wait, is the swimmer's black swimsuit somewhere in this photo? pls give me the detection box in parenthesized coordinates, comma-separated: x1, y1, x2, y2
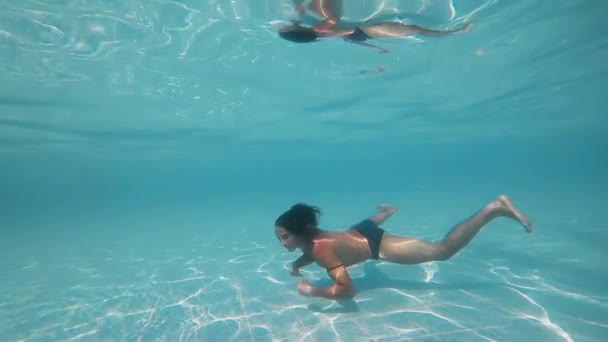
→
(352, 219, 385, 259)
(346, 27, 371, 41)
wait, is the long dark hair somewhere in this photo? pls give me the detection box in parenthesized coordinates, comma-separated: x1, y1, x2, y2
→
(278, 24, 319, 43)
(275, 203, 322, 240)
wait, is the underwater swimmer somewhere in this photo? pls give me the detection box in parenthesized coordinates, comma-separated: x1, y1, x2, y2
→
(282, 0, 472, 53)
(274, 196, 532, 300)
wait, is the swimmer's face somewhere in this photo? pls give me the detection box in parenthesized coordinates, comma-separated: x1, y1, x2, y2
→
(275, 225, 299, 252)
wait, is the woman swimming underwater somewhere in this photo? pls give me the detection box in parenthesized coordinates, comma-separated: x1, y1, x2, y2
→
(274, 196, 532, 299)
(280, 0, 472, 53)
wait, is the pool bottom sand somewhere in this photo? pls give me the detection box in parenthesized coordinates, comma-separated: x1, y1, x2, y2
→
(0, 193, 605, 341)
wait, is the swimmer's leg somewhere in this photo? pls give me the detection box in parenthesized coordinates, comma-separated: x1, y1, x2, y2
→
(378, 195, 532, 264)
(370, 204, 398, 225)
(407, 21, 473, 36)
(362, 21, 472, 38)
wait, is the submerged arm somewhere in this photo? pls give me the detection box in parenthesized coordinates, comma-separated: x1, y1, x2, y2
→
(291, 253, 314, 275)
(300, 245, 354, 299)
(311, 265, 354, 299)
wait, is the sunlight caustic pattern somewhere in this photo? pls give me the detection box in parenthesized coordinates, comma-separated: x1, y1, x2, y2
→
(1, 227, 605, 341)
(0, 1, 606, 339)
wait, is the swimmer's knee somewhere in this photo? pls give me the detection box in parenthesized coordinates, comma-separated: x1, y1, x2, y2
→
(432, 245, 453, 261)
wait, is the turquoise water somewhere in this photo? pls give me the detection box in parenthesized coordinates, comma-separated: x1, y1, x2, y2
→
(1, 0, 607, 341)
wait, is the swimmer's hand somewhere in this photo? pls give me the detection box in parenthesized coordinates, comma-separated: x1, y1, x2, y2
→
(297, 280, 314, 296)
(291, 254, 313, 276)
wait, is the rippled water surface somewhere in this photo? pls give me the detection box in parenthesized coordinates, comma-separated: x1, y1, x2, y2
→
(1, 0, 605, 156)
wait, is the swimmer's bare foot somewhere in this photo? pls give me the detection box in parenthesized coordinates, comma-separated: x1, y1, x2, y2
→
(491, 195, 533, 233)
(377, 204, 398, 215)
(371, 204, 398, 225)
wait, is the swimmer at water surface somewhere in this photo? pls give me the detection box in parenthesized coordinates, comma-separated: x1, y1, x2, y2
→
(281, 0, 472, 53)
(274, 195, 532, 300)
